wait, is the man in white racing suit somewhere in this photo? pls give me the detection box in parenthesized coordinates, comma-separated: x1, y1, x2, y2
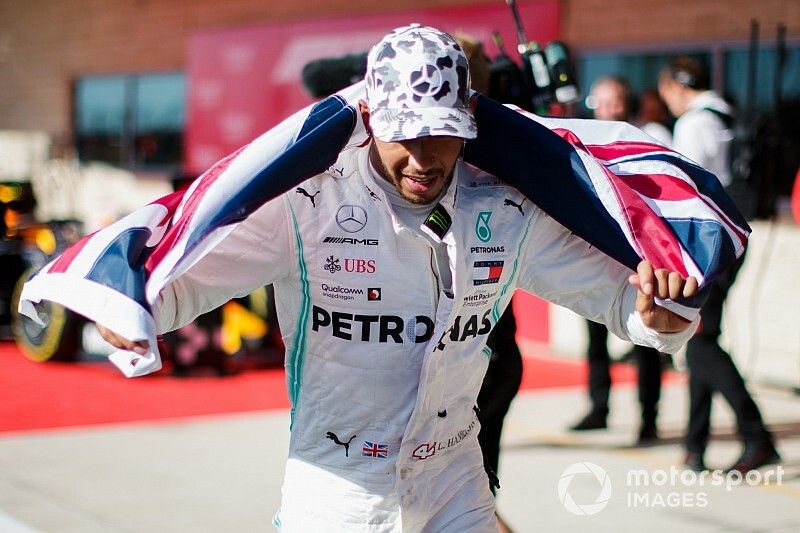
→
(99, 24, 700, 531)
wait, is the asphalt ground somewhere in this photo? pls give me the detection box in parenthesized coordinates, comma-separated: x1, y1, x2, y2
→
(1, 356, 799, 532)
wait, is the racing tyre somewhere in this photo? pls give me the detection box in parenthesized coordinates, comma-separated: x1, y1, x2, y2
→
(10, 270, 80, 362)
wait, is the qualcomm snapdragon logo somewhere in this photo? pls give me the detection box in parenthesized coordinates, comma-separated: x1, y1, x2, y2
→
(557, 462, 613, 516)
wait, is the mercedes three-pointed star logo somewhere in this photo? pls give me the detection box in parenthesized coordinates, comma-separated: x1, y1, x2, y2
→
(335, 205, 368, 233)
(409, 63, 443, 97)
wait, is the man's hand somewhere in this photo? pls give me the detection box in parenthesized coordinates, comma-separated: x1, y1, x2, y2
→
(96, 324, 150, 355)
(628, 260, 698, 333)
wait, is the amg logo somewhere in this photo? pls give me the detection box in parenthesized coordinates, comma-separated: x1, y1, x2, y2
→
(323, 237, 379, 246)
(470, 246, 505, 254)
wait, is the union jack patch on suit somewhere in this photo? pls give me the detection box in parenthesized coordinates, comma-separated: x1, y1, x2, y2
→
(362, 441, 388, 458)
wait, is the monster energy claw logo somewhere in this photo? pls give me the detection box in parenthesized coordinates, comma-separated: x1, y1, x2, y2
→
(475, 211, 492, 243)
(424, 204, 452, 239)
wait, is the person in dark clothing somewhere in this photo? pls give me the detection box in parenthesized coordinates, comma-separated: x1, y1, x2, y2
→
(682, 255, 777, 471)
(572, 320, 662, 444)
(659, 56, 780, 472)
(477, 306, 523, 491)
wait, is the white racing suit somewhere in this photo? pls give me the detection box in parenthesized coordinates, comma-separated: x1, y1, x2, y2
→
(155, 145, 697, 531)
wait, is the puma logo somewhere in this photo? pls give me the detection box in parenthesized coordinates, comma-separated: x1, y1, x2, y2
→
(296, 187, 320, 207)
(504, 197, 525, 215)
(326, 431, 356, 457)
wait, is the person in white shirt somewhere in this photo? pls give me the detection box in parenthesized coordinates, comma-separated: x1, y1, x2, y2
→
(659, 56, 779, 473)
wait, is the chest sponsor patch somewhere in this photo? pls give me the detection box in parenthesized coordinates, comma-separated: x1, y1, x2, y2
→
(462, 290, 497, 308)
(472, 260, 504, 285)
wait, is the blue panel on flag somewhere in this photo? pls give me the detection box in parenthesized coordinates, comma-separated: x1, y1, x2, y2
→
(85, 227, 151, 310)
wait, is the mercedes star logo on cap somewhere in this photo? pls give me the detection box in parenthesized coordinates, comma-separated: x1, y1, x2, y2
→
(409, 63, 444, 97)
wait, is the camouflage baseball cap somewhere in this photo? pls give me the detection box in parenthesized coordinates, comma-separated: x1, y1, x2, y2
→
(365, 24, 476, 142)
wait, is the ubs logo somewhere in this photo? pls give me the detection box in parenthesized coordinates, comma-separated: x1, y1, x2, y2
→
(336, 205, 368, 233)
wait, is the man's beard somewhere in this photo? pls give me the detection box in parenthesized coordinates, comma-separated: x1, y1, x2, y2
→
(373, 155, 453, 205)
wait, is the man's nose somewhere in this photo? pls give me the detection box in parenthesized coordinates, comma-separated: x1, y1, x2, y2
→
(406, 140, 435, 171)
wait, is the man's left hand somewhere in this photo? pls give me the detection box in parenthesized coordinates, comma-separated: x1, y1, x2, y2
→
(628, 260, 699, 333)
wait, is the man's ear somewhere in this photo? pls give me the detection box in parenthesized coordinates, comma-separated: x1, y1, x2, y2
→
(358, 100, 372, 135)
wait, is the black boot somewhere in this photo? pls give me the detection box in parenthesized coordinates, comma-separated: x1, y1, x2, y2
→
(684, 451, 707, 472)
(727, 442, 781, 473)
(636, 422, 659, 446)
(569, 409, 608, 431)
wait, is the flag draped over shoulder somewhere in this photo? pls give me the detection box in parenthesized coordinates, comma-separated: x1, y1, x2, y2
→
(18, 82, 749, 377)
(466, 96, 749, 315)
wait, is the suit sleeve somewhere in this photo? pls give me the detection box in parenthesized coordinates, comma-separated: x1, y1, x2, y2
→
(515, 207, 698, 354)
(153, 196, 294, 333)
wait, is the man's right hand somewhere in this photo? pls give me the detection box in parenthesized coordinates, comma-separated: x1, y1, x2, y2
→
(96, 324, 150, 355)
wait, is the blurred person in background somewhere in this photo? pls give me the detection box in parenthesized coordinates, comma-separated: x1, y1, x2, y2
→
(570, 76, 666, 446)
(659, 56, 780, 473)
(92, 24, 700, 530)
(636, 88, 673, 147)
(456, 32, 522, 533)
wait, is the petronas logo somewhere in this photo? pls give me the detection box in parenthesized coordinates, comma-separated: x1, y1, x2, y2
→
(475, 211, 492, 243)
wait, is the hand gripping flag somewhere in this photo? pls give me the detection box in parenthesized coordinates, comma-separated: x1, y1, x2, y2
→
(18, 82, 749, 377)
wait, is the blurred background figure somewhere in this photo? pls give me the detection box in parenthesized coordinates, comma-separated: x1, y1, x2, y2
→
(659, 56, 780, 473)
(570, 76, 665, 446)
(636, 88, 673, 147)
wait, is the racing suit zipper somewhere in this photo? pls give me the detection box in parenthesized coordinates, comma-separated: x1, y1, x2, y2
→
(429, 247, 440, 309)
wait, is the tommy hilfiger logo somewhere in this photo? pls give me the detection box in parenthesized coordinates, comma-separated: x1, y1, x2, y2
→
(473, 260, 504, 285)
(326, 431, 356, 457)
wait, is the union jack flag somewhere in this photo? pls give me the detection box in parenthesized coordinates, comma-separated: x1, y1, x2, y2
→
(362, 441, 388, 458)
(18, 82, 748, 377)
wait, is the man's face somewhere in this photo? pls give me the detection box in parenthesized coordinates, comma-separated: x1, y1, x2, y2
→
(360, 101, 463, 205)
(591, 82, 628, 121)
(369, 135, 463, 205)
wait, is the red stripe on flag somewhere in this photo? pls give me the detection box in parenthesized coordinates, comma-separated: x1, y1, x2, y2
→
(552, 127, 687, 273)
(602, 165, 688, 275)
(618, 173, 700, 201)
(585, 141, 672, 161)
(145, 146, 246, 274)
